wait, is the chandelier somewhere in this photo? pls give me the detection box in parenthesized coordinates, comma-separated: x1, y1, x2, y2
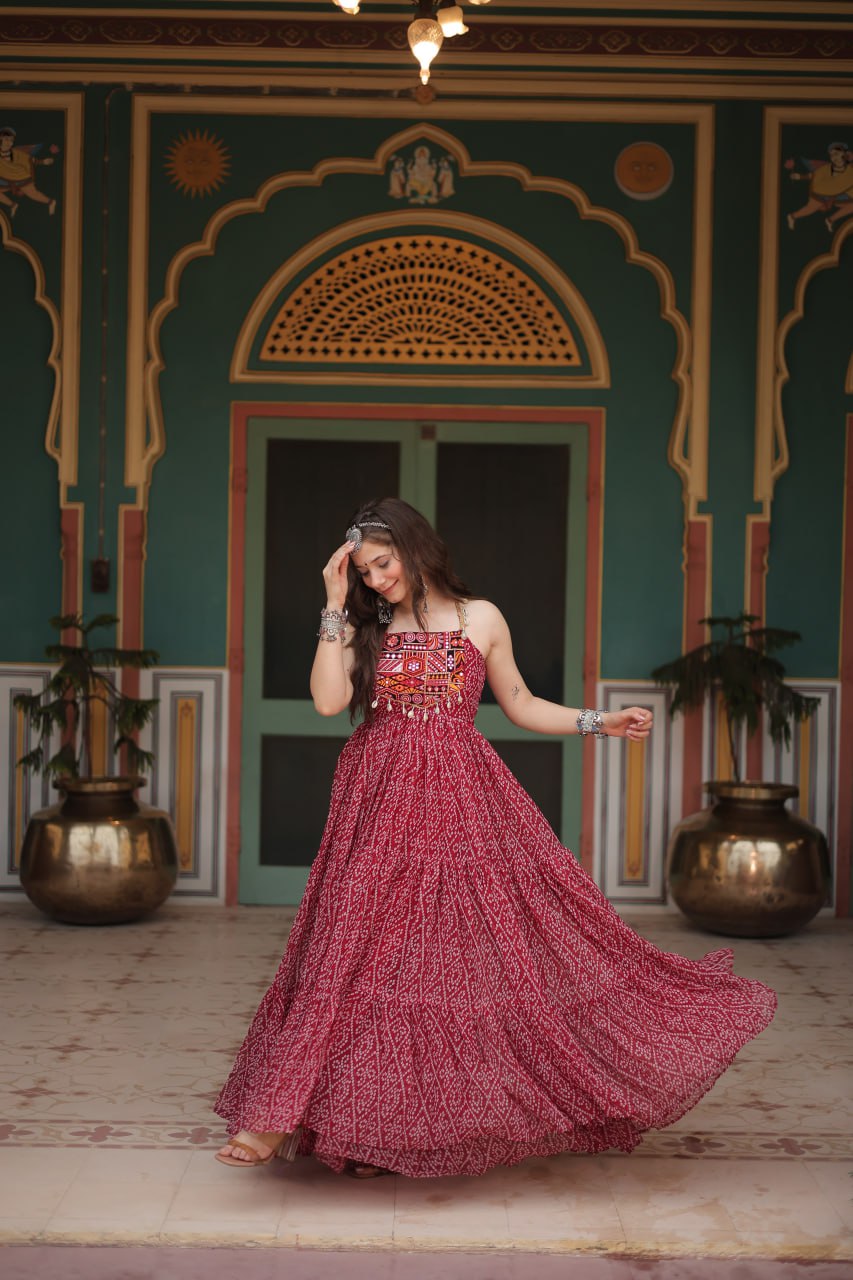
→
(331, 1, 492, 85)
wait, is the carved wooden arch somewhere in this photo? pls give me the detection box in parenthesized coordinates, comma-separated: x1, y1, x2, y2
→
(142, 121, 691, 503)
(232, 219, 607, 388)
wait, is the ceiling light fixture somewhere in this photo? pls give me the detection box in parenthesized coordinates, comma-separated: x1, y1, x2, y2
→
(332, 0, 490, 85)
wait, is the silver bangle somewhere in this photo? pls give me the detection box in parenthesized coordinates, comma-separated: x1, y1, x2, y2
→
(318, 608, 348, 642)
(576, 708, 607, 738)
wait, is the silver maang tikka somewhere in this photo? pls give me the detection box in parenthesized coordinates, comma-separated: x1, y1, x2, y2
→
(345, 520, 391, 553)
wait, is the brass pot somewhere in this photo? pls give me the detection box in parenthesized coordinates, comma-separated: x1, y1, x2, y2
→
(19, 776, 179, 925)
(667, 781, 831, 938)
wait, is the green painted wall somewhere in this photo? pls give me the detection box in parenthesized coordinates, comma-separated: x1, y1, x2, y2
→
(143, 111, 689, 675)
(0, 94, 848, 692)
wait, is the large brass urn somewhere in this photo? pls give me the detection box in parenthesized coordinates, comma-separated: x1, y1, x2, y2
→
(667, 781, 831, 938)
(20, 776, 179, 925)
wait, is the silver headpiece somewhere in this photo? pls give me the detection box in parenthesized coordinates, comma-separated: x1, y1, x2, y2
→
(345, 520, 390, 552)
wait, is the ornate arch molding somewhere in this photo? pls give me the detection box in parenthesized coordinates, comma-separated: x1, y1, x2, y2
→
(140, 120, 693, 506)
(0, 92, 82, 506)
(757, 107, 853, 515)
(232, 217, 607, 388)
(773, 220, 853, 496)
(0, 92, 83, 624)
(0, 221, 62, 474)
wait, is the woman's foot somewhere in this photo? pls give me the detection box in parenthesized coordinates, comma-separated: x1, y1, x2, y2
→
(215, 1130, 284, 1166)
(344, 1160, 390, 1178)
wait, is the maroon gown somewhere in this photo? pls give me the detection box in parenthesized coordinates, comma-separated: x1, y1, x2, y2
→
(215, 626, 777, 1177)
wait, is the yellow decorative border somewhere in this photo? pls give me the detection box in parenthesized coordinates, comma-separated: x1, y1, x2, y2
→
(756, 106, 853, 514)
(623, 740, 647, 882)
(0, 91, 83, 503)
(128, 98, 712, 520)
(174, 694, 199, 872)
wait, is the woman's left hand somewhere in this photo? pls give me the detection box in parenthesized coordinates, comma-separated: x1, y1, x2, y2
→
(604, 707, 653, 741)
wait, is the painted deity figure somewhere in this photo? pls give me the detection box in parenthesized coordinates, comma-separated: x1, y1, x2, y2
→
(406, 146, 438, 205)
(437, 155, 455, 200)
(387, 154, 406, 200)
(0, 127, 59, 217)
(785, 141, 853, 232)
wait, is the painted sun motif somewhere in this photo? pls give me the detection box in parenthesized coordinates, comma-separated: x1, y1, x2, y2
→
(164, 129, 231, 198)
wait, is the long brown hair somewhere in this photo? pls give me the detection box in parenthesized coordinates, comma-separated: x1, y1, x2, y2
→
(345, 498, 470, 723)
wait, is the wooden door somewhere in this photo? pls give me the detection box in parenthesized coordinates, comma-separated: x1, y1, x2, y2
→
(239, 415, 587, 904)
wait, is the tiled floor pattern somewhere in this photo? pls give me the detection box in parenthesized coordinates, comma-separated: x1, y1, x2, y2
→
(0, 902, 851, 1261)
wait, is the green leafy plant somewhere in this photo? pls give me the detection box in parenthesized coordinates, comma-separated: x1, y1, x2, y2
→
(14, 614, 159, 780)
(651, 613, 819, 783)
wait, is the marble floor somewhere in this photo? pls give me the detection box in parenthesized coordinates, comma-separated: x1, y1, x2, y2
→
(0, 901, 851, 1265)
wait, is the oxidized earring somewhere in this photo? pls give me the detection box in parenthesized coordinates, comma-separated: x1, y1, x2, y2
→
(419, 576, 430, 615)
(377, 597, 393, 626)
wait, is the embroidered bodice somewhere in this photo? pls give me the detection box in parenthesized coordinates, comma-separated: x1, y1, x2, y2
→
(373, 629, 467, 721)
(371, 605, 484, 723)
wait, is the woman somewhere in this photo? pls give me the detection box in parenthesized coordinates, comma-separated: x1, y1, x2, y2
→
(215, 498, 776, 1177)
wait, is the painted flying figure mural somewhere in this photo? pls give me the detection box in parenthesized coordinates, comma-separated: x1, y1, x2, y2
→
(785, 141, 853, 232)
(0, 127, 59, 218)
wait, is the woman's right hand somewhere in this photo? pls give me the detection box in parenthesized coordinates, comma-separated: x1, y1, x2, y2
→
(322, 541, 355, 611)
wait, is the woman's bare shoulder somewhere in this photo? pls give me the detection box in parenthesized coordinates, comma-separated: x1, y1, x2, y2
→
(463, 598, 508, 640)
(464, 597, 502, 620)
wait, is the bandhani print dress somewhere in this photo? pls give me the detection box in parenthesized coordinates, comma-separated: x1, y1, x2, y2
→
(216, 610, 777, 1177)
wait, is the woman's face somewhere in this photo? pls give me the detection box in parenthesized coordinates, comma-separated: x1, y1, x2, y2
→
(352, 539, 410, 606)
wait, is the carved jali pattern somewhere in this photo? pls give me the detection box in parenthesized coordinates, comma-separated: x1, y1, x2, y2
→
(259, 236, 581, 368)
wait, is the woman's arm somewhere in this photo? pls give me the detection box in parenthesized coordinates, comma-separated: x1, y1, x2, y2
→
(471, 601, 652, 741)
(309, 541, 357, 716)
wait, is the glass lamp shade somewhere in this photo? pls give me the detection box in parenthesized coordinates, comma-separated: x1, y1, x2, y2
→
(438, 5, 468, 36)
(407, 17, 444, 84)
(333, 0, 361, 13)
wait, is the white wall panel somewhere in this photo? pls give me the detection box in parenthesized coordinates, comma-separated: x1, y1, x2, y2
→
(0, 668, 52, 892)
(594, 682, 682, 905)
(141, 669, 228, 900)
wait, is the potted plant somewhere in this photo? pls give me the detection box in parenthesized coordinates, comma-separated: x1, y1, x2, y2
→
(651, 613, 830, 937)
(14, 614, 179, 924)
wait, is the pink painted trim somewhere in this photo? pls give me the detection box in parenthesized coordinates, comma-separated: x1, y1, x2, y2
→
(60, 508, 80, 619)
(117, 509, 145, 775)
(120, 509, 145, 656)
(230, 401, 597, 425)
(682, 520, 708, 816)
(59, 507, 82, 747)
(580, 412, 604, 877)
(746, 518, 770, 782)
(226, 409, 249, 906)
(114, 510, 144, 777)
(225, 402, 606, 903)
(836, 416, 853, 918)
